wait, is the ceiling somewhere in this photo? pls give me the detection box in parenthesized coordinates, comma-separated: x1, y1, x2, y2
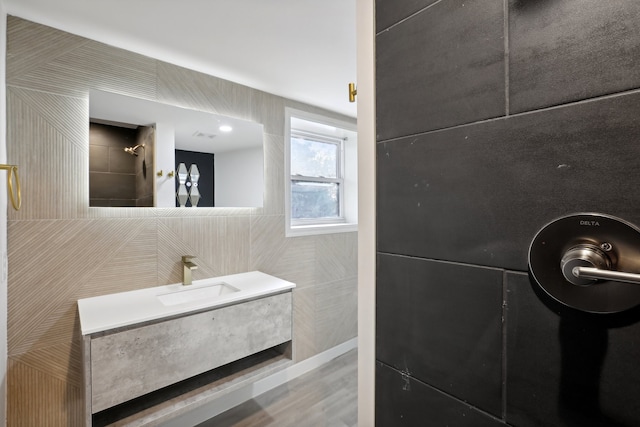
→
(3, 0, 357, 118)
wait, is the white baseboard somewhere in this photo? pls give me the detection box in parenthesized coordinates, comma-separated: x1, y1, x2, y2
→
(162, 338, 358, 427)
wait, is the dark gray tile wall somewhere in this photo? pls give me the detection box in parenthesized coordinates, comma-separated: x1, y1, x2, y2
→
(509, 0, 640, 113)
(89, 172, 135, 201)
(134, 126, 154, 207)
(89, 123, 153, 207)
(376, 362, 504, 427)
(377, 254, 503, 416)
(375, 0, 440, 32)
(376, 1, 640, 426)
(506, 272, 640, 427)
(376, 0, 505, 141)
(378, 92, 640, 271)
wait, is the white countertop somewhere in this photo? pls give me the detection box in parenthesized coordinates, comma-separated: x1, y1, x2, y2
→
(77, 271, 295, 335)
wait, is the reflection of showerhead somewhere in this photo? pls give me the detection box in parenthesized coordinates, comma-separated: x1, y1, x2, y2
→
(124, 144, 145, 156)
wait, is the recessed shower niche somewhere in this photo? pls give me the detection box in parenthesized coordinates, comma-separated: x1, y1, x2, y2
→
(88, 89, 265, 208)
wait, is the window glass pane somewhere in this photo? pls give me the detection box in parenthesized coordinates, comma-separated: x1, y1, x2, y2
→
(291, 181, 339, 219)
(291, 136, 338, 178)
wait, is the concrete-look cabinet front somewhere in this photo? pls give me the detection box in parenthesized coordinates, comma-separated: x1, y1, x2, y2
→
(83, 291, 292, 419)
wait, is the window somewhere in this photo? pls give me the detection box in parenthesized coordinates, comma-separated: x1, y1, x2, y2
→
(285, 108, 357, 236)
(291, 131, 343, 222)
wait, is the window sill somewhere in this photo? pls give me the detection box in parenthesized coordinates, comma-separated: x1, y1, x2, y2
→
(286, 222, 358, 237)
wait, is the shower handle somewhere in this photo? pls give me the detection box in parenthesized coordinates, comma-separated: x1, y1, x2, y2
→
(560, 243, 640, 286)
(572, 266, 640, 285)
(529, 213, 640, 313)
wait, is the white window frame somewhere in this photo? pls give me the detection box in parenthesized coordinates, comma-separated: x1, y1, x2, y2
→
(285, 108, 358, 237)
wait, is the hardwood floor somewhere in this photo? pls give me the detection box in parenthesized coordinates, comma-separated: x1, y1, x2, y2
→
(197, 349, 357, 427)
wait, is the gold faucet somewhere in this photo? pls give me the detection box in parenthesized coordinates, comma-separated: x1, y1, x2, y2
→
(181, 255, 198, 285)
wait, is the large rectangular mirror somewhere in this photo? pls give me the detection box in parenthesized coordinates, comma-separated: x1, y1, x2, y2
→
(89, 90, 264, 208)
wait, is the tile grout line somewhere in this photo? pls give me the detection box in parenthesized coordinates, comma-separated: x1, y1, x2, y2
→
(375, 0, 445, 35)
(377, 359, 506, 424)
(377, 251, 518, 274)
(376, 85, 640, 145)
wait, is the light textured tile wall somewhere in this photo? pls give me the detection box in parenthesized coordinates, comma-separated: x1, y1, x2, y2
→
(5, 16, 357, 426)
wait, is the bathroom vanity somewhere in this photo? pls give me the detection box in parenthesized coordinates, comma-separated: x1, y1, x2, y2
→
(78, 271, 295, 426)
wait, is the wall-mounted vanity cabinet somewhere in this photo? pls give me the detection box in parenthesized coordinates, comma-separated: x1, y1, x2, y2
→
(78, 272, 295, 426)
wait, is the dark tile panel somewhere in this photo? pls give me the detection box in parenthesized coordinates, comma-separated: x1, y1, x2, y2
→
(90, 199, 137, 207)
(376, 362, 506, 427)
(135, 125, 155, 202)
(377, 91, 640, 271)
(134, 155, 153, 201)
(136, 168, 153, 202)
(90, 123, 136, 148)
(509, 0, 640, 113)
(110, 199, 137, 207)
(376, 0, 505, 141)
(375, 0, 440, 32)
(506, 272, 640, 427)
(90, 172, 136, 200)
(89, 199, 111, 207)
(90, 145, 109, 172)
(136, 195, 153, 208)
(110, 147, 136, 174)
(377, 254, 503, 416)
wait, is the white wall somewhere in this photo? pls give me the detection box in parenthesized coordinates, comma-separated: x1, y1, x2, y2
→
(155, 122, 177, 207)
(214, 147, 263, 207)
(0, 2, 8, 425)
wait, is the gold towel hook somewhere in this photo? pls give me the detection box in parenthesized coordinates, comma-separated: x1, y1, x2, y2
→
(0, 164, 22, 211)
(348, 82, 357, 103)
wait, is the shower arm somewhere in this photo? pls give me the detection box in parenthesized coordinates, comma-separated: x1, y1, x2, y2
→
(124, 144, 146, 156)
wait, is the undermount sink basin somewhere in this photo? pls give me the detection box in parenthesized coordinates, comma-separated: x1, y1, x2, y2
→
(157, 282, 239, 306)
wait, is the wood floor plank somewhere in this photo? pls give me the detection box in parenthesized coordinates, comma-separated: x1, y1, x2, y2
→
(197, 349, 357, 427)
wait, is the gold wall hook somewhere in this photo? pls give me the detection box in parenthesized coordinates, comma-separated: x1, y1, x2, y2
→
(348, 82, 357, 103)
(157, 170, 175, 178)
(0, 164, 22, 211)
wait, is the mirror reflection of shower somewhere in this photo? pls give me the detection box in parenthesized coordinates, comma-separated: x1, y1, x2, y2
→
(124, 144, 147, 180)
(89, 122, 155, 207)
(124, 143, 145, 157)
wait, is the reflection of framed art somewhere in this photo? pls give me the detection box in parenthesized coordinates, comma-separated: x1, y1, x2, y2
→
(175, 150, 215, 207)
